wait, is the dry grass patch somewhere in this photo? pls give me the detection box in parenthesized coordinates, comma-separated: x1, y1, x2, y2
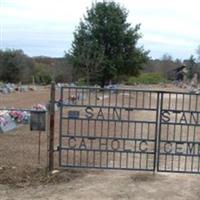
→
(0, 166, 86, 188)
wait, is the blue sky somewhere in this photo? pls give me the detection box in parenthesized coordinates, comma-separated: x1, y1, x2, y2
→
(0, 0, 200, 59)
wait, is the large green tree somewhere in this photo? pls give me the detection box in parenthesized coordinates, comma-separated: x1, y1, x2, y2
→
(70, 1, 149, 87)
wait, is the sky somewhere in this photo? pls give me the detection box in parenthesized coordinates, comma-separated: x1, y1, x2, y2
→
(0, 0, 200, 59)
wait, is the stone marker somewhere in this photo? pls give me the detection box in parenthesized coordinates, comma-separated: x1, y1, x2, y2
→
(0, 113, 17, 133)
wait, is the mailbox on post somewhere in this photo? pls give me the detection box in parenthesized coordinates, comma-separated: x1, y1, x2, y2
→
(30, 111, 46, 131)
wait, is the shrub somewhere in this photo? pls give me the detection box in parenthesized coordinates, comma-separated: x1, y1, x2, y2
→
(34, 64, 52, 85)
(55, 74, 65, 83)
(76, 77, 87, 86)
(35, 72, 52, 85)
(127, 73, 167, 85)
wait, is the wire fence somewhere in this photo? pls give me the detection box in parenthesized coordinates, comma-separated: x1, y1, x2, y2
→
(0, 109, 49, 170)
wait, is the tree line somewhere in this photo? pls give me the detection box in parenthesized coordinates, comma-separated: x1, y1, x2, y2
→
(1, 48, 199, 85)
(0, 49, 72, 84)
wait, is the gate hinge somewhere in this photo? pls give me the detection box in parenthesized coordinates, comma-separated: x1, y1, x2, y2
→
(48, 146, 60, 152)
(54, 146, 60, 152)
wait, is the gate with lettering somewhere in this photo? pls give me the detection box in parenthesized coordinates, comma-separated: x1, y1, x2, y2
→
(59, 86, 159, 171)
(158, 92, 200, 173)
(58, 86, 200, 174)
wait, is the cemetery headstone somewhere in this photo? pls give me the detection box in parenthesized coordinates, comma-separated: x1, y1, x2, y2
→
(0, 113, 17, 133)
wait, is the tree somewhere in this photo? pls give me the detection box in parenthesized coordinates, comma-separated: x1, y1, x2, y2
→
(187, 55, 196, 80)
(161, 53, 173, 61)
(196, 45, 200, 62)
(159, 53, 176, 77)
(0, 49, 34, 83)
(183, 55, 197, 80)
(69, 1, 149, 87)
(33, 63, 53, 85)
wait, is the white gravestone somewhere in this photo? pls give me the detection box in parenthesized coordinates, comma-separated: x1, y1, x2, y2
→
(0, 113, 17, 133)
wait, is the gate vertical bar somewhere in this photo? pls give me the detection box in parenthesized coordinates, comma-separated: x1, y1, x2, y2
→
(49, 82, 55, 171)
(156, 92, 164, 171)
(153, 92, 161, 172)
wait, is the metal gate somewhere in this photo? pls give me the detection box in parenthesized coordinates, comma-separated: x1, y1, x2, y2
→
(158, 92, 200, 174)
(59, 86, 159, 171)
(58, 86, 200, 174)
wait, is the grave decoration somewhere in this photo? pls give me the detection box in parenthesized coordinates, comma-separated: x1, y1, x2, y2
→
(9, 111, 30, 124)
(105, 84, 118, 93)
(33, 104, 47, 111)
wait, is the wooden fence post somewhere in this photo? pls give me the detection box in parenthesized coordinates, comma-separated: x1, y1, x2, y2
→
(49, 82, 55, 171)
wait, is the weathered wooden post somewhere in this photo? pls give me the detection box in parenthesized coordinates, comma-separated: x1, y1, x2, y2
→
(38, 130, 41, 164)
(49, 82, 55, 171)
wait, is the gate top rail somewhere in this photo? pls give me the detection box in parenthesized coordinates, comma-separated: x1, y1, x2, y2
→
(0, 108, 47, 112)
(60, 86, 200, 95)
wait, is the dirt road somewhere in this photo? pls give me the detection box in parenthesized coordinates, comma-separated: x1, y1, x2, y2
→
(1, 169, 200, 200)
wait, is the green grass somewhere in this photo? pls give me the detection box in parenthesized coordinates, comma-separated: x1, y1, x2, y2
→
(76, 77, 87, 86)
(127, 73, 167, 85)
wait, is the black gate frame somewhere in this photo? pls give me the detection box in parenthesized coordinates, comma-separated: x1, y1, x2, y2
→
(58, 86, 200, 174)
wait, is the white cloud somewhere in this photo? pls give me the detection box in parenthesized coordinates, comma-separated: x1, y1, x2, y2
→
(1, 0, 92, 23)
(0, 0, 200, 58)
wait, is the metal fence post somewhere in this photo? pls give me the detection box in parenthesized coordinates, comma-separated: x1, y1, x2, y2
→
(49, 82, 55, 171)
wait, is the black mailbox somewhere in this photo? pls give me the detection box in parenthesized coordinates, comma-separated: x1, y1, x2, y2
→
(30, 111, 46, 131)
